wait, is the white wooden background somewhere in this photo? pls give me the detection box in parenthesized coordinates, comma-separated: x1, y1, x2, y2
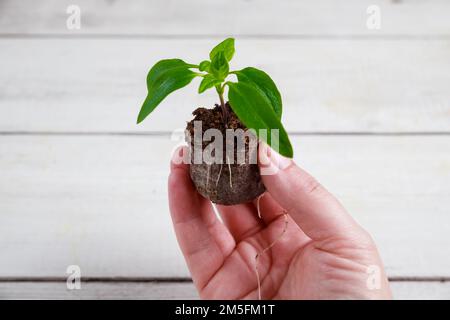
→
(0, 0, 449, 299)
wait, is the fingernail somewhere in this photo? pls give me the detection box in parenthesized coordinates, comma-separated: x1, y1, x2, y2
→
(258, 141, 292, 176)
(170, 146, 187, 170)
(258, 142, 272, 168)
(269, 148, 292, 170)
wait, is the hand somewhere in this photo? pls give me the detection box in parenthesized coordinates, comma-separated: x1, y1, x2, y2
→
(168, 145, 392, 299)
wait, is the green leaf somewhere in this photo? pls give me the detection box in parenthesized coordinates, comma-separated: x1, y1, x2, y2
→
(199, 60, 211, 72)
(198, 75, 222, 93)
(227, 82, 293, 158)
(210, 51, 229, 80)
(209, 38, 235, 61)
(137, 59, 196, 124)
(234, 67, 282, 119)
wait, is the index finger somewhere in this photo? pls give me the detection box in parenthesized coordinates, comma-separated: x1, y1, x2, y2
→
(168, 147, 235, 290)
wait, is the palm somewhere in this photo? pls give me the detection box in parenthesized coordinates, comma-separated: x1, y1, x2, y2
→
(197, 206, 377, 300)
(168, 153, 391, 300)
(198, 211, 306, 300)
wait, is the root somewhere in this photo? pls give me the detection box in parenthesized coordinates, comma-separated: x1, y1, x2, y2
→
(255, 212, 288, 300)
(206, 165, 211, 192)
(226, 155, 233, 189)
(215, 163, 223, 187)
(256, 193, 265, 219)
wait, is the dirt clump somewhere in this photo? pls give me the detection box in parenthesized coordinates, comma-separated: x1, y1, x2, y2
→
(186, 103, 265, 205)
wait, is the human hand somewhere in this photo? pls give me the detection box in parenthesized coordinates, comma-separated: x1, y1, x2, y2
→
(168, 145, 392, 299)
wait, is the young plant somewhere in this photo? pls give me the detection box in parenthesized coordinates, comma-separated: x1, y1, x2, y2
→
(137, 38, 293, 158)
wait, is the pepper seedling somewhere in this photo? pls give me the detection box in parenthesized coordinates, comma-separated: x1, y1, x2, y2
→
(137, 38, 293, 158)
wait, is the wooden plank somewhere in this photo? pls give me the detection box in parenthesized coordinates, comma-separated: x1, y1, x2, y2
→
(0, 39, 449, 133)
(1, 0, 450, 36)
(0, 281, 199, 300)
(390, 281, 450, 300)
(0, 135, 449, 278)
(0, 281, 449, 299)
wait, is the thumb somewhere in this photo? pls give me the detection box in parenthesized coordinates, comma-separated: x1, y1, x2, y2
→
(258, 143, 360, 241)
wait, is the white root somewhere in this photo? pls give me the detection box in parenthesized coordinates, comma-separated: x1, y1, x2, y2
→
(256, 193, 265, 219)
(255, 212, 288, 300)
(215, 163, 223, 187)
(205, 165, 211, 192)
(226, 155, 233, 189)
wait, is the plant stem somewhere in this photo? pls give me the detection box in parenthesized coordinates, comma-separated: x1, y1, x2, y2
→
(216, 85, 228, 124)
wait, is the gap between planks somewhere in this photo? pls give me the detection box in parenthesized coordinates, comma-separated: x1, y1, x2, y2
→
(1, 277, 449, 283)
(0, 132, 449, 137)
(1, 34, 450, 40)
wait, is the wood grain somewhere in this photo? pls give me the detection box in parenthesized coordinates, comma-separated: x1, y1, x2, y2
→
(0, 39, 448, 133)
(0, 135, 449, 278)
(1, 0, 450, 36)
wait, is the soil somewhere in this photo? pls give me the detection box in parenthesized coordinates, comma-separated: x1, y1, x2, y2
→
(185, 103, 265, 205)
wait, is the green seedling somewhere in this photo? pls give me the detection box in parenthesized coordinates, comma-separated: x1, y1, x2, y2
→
(137, 38, 293, 158)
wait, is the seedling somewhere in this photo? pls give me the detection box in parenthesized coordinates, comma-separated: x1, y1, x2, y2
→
(137, 38, 293, 205)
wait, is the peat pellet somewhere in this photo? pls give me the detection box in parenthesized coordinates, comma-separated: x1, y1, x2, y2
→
(186, 103, 265, 205)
